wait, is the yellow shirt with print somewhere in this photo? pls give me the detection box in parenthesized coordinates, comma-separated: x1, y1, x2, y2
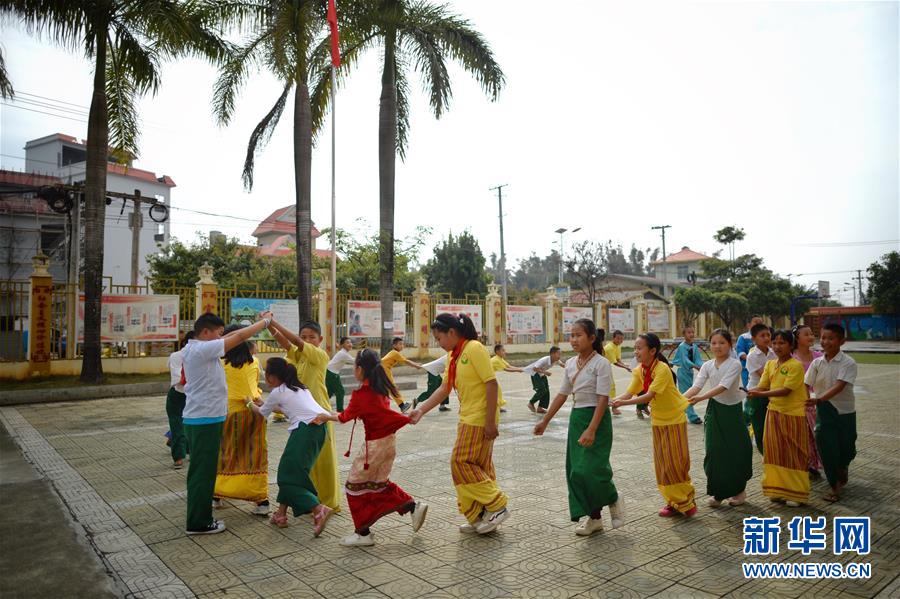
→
(603, 341, 622, 396)
(759, 358, 807, 417)
(627, 360, 687, 426)
(444, 341, 497, 427)
(490, 355, 510, 407)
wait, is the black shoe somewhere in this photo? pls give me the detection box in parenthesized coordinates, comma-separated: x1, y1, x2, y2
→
(186, 520, 226, 535)
(399, 402, 411, 413)
(439, 405, 451, 412)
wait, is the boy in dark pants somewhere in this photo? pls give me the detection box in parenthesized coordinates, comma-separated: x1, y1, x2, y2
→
(166, 331, 194, 469)
(326, 337, 356, 411)
(416, 354, 449, 411)
(181, 312, 271, 535)
(524, 347, 562, 414)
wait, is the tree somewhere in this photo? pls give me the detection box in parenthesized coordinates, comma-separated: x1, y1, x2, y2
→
(512, 252, 559, 291)
(0, 49, 12, 98)
(711, 292, 749, 331)
(564, 240, 610, 304)
(212, 0, 332, 326)
(311, 1, 504, 354)
(147, 235, 259, 289)
(421, 231, 488, 297)
(713, 226, 746, 262)
(867, 251, 900, 314)
(607, 244, 660, 276)
(673, 287, 716, 327)
(4, 1, 223, 383)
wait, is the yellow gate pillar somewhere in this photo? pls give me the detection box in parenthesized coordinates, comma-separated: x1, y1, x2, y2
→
(544, 288, 560, 345)
(317, 271, 335, 353)
(412, 277, 430, 359)
(28, 253, 53, 377)
(485, 282, 502, 348)
(634, 302, 647, 336)
(195, 262, 218, 317)
(595, 301, 607, 331)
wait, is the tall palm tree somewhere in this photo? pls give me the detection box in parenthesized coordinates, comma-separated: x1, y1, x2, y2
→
(310, 1, 504, 353)
(212, 0, 329, 323)
(0, 49, 13, 98)
(2, 0, 224, 382)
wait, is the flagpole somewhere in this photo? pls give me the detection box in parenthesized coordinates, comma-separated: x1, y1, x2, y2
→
(330, 63, 337, 353)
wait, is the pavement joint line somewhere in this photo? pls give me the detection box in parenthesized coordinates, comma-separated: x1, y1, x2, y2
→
(45, 424, 169, 439)
(0, 406, 194, 598)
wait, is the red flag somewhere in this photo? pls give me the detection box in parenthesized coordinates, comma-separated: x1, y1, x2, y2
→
(327, 0, 341, 67)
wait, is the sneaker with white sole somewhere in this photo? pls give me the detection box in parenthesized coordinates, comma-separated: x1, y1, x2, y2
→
(411, 501, 428, 532)
(609, 497, 626, 529)
(186, 520, 226, 535)
(575, 517, 604, 536)
(340, 532, 375, 547)
(252, 502, 270, 516)
(459, 520, 480, 533)
(211, 498, 222, 509)
(475, 508, 510, 534)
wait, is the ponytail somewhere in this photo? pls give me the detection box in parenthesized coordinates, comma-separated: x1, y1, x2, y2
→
(638, 332, 677, 383)
(572, 318, 605, 356)
(431, 313, 478, 341)
(265, 357, 306, 392)
(355, 349, 400, 398)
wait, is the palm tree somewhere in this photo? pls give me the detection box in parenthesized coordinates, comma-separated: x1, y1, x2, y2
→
(0, 49, 13, 98)
(310, 0, 504, 353)
(3, 1, 223, 382)
(212, 0, 330, 323)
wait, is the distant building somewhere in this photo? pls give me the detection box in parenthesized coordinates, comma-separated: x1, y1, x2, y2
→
(252, 205, 333, 259)
(650, 246, 713, 288)
(1, 133, 177, 284)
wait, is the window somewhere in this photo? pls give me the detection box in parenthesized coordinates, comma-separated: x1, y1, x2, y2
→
(40, 224, 65, 254)
(677, 265, 690, 280)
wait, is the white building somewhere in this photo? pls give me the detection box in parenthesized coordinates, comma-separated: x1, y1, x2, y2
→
(22, 133, 175, 285)
(650, 246, 713, 290)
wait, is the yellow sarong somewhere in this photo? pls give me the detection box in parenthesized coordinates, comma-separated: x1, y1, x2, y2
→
(451, 423, 508, 523)
(762, 409, 810, 503)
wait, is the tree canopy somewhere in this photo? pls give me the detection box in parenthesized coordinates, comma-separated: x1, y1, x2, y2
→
(867, 251, 900, 314)
(420, 231, 489, 297)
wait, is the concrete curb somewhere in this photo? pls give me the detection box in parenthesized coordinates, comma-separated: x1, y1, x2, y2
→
(0, 382, 170, 406)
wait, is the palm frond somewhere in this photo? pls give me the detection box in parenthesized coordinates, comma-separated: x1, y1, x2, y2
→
(1, 0, 87, 55)
(105, 42, 141, 159)
(198, 0, 271, 36)
(110, 25, 160, 95)
(401, 25, 450, 118)
(394, 48, 411, 160)
(0, 49, 13, 99)
(242, 81, 291, 190)
(212, 33, 269, 126)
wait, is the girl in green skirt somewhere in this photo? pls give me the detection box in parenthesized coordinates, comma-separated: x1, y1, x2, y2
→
(684, 329, 753, 507)
(534, 318, 624, 536)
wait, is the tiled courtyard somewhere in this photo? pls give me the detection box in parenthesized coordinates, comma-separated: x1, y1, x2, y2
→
(2, 363, 898, 598)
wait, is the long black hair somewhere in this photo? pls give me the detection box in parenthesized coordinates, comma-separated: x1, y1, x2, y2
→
(431, 313, 478, 340)
(572, 318, 605, 356)
(223, 324, 253, 367)
(179, 330, 195, 349)
(264, 357, 305, 391)
(356, 348, 400, 398)
(638, 332, 677, 383)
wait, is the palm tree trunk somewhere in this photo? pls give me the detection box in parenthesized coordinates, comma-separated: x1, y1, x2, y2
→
(378, 32, 398, 356)
(294, 81, 313, 323)
(80, 29, 109, 384)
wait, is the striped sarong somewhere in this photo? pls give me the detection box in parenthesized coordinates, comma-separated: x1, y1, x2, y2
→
(652, 422, 695, 513)
(214, 408, 268, 502)
(451, 423, 508, 523)
(762, 409, 810, 503)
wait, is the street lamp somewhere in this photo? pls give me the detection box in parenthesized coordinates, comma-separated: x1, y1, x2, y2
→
(554, 227, 581, 285)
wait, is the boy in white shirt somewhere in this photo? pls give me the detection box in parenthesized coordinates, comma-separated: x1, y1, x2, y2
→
(745, 323, 777, 454)
(524, 346, 563, 414)
(326, 337, 356, 411)
(416, 354, 450, 411)
(181, 312, 271, 536)
(165, 331, 194, 470)
(805, 323, 858, 502)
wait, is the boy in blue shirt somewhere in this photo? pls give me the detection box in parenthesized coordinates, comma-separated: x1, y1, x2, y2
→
(181, 312, 271, 535)
(672, 326, 704, 424)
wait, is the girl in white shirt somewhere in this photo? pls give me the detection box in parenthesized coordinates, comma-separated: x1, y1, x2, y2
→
(248, 357, 332, 535)
(685, 329, 753, 507)
(533, 319, 624, 536)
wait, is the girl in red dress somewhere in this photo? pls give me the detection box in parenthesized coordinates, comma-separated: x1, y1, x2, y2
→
(320, 348, 429, 546)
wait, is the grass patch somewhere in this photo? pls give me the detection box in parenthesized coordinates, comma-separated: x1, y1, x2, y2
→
(1, 373, 169, 392)
(844, 352, 900, 366)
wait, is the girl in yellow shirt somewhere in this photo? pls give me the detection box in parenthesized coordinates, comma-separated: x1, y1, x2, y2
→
(747, 329, 809, 506)
(612, 332, 696, 517)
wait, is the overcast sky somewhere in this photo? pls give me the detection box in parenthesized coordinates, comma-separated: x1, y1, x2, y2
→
(2, 0, 897, 305)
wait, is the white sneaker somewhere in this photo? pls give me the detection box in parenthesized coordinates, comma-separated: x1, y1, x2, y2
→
(575, 517, 604, 536)
(459, 521, 480, 534)
(411, 501, 428, 532)
(609, 497, 626, 529)
(340, 533, 375, 547)
(475, 508, 510, 534)
(252, 503, 270, 516)
(186, 520, 226, 535)
(708, 497, 723, 508)
(211, 499, 222, 509)
(785, 500, 804, 508)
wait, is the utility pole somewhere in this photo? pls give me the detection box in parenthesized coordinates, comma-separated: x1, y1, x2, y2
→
(853, 269, 866, 305)
(66, 194, 81, 359)
(651, 225, 671, 299)
(129, 189, 142, 288)
(490, 184, 509, 312)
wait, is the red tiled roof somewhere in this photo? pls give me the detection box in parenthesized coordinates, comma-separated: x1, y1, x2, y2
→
(0, 169, 62, 187)
(106, 163, 176, 187)
(650, 246, 712, 265)
(252, 205, 321, 239)
(254, 234, 333, 259)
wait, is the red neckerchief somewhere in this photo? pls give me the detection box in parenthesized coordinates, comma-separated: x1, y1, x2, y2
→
(444, 339, 469, 392)
(641, 359, 658, 394)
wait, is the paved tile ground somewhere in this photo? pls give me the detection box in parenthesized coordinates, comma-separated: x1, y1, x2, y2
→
(2, 364, 898, 598)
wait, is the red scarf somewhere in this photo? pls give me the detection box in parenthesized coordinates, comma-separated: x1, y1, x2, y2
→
(641, 359, 657, 394)
(444, 339, 469, 392)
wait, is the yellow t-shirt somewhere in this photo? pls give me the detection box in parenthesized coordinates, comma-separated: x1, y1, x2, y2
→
(490, 355, 511, 407)
(286, 342, 330, 411)
(381, 349, 408, 390)
(627, 360, 688, 426)
(443, 340, 497, 427)
(604, 342, 622, 395)
(223, 359, 261, 413)
(758, 358, 807, 417)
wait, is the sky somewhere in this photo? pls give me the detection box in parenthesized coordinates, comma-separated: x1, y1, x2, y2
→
(1, 0, 897, 306)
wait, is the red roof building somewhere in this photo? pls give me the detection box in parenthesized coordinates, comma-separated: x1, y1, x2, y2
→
(252, 205, 332, 259)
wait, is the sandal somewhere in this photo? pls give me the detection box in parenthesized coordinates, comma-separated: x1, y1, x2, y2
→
(313, 506, 333, 537)
(822, 491, 840, 503)
(269, 513, 289, 528)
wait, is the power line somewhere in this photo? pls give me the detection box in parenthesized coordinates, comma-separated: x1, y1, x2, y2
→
(17, 90, 90, 110)
(1, 102, 88, 123)
(12, 96, 89, 117)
